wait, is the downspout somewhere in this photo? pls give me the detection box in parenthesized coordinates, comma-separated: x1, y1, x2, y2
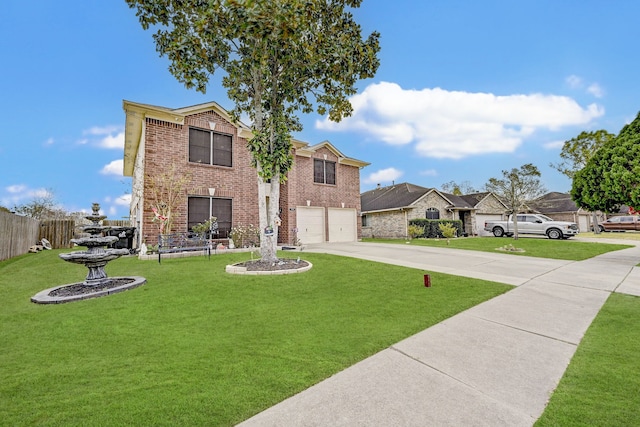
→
(404, 209, 408, 239)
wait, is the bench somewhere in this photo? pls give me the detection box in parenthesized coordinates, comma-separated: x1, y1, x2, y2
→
(158, 232, 211, 263)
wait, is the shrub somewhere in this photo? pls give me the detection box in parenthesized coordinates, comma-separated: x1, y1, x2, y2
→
(409, 219, 463, 238)
(407, 224, 424, 239)
(438, 222, 457, 245)
(229, 224, 260, 248)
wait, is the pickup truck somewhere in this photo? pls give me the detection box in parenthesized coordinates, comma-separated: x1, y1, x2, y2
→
(597, 215, 640, 232)
(484, 214, 579, 239)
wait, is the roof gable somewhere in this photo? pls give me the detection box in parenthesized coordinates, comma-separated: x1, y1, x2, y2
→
(122, 100, 252, 176)
(295, 140, 369, 168)
(361, 182, 431, 212)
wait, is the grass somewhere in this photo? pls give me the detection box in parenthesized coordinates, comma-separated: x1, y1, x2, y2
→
(363, 236, 633, 261)
(580, 231, 640, 241)
(0, 249, 512, 426)
(535, 293, 640, 426)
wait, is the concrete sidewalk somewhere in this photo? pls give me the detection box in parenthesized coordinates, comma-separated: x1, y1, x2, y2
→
(239, 241, 640, 426)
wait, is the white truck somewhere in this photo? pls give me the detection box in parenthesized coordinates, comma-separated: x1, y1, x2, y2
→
(484, 214, 579, 239)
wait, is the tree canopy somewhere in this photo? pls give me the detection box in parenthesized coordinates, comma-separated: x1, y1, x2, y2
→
(571, 112, 640, 212)
(550, 129, 614, 179)
(440, 180, 477, 195)
(126, 0, 380, 261)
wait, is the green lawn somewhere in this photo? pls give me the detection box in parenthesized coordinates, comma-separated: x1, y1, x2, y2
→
(363, 236, 633, 260)
(0, 249, 511, 426)
(536, 293, 640, 426)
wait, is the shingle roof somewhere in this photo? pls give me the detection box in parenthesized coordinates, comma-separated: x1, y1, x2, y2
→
(530, 192, 579, 213)
(360, 183, 478, 212)
(361, 183, 431, 212)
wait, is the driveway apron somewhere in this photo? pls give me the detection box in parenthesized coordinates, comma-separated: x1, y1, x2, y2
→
(239, 241, 640, 426)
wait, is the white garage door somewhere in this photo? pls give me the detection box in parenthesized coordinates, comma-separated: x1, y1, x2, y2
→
(328, 208, 357, 242)
(578, 215, 589, 232)
(476, 214, 504, 237)
(296, 207, 325, 244)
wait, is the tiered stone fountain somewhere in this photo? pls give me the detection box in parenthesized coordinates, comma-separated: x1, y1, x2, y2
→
(31, 203, 145, 304)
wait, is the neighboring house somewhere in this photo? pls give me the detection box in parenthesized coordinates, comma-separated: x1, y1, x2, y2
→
(528, 192, 597, 232)
(360, 183, 508, 238)
(122, 100, 368, 247)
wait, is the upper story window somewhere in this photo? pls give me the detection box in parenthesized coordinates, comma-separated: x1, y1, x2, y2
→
(426, 207, 440, 220)
(314, 159, 336, 185)
(189, 128, 232, 167)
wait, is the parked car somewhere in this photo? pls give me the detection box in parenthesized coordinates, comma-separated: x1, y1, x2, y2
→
(596, 215, 640, 232)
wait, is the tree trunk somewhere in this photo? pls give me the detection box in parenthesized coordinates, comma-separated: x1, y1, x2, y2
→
(592, 211, 600, 234)
(256, 168, 280, 263)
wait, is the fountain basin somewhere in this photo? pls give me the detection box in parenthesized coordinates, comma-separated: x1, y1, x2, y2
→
(59, 249, 130, 264)
(31, 276, 146, 304)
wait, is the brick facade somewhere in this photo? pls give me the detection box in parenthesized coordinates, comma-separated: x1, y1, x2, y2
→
(123, 101, 366, 247)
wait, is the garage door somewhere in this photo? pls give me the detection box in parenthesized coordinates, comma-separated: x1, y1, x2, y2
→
(296, 207, 325, 244)
(475, 214, 504, 237)
(328, 208, 357, 242)
(578, 215, 589, 232)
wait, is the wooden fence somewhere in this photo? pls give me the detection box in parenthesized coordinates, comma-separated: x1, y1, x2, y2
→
(0, 211, 41, 261)
(39, 220, 76, 250)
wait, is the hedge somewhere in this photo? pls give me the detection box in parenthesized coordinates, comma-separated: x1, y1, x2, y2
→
(409, 219, 464, 238)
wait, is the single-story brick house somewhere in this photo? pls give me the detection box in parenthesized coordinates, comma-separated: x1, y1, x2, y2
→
(360, 183, 508, 238)
(122, 100, 369, 247)
(528, 192, 605, 232)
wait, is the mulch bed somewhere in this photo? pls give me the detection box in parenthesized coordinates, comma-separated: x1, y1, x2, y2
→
(49, 278, 136, 297)
(236, 258, 309, 271)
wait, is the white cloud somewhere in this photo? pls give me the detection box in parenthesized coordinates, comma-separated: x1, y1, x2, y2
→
(587, 83, 605, 98)
(100, 159, 124, 176)
(115, 194, 131, 206)
(363, 167, 403, 185)
(99, 131, 124, 149)
(6, 184, 27, 194)
(1, 185, 53, 207)
(543, 140, 565, 150)
(316, 82, 603, 159)
(44, 137, 54, 146)
(81, 126, 124, 149)
(84, 125, 122, 136)
(566, 74, 583, 89)
(420, 169, 438, 177)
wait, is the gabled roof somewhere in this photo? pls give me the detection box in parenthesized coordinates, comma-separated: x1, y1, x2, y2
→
(361, 183, 431, 212)
(530, 192, 580, 213)
(122, 100, 253, 177)
(294, 140, 369, 168)
(361, 183, 509, 213)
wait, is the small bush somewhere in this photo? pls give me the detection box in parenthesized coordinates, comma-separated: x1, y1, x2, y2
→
(438, 223, 457, 244)
(407, 224, 425, 239)
(409, 219, 463, 238)
(229, 224, 260, 248)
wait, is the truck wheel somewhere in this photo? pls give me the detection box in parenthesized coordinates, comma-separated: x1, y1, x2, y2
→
(547, 228, 562, 239)
(493, 227, 505, 237)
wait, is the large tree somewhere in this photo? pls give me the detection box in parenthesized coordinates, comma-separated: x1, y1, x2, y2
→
(571, 112, 640, 214)
(551, 129, 615, 233)
(550, 130, 614, 179)
(440, 180, 477, 195)
(13, 190, 69, 220)
(485, 163, 546, 240)
(126, 0, 380, 261)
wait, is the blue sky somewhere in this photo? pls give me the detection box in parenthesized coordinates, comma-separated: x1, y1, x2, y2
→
(1, 1, 639, 219)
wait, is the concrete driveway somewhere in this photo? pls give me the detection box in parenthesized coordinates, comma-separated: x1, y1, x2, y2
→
(239, 240, 640, 426)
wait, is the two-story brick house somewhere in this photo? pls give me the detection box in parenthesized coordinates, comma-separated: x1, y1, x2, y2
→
(122, 100, 368, 248)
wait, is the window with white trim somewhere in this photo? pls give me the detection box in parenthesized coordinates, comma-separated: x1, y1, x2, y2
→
(313, 159, 336, 185)
(188, 197, 232, 237)
(189, 128, 232, 167)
